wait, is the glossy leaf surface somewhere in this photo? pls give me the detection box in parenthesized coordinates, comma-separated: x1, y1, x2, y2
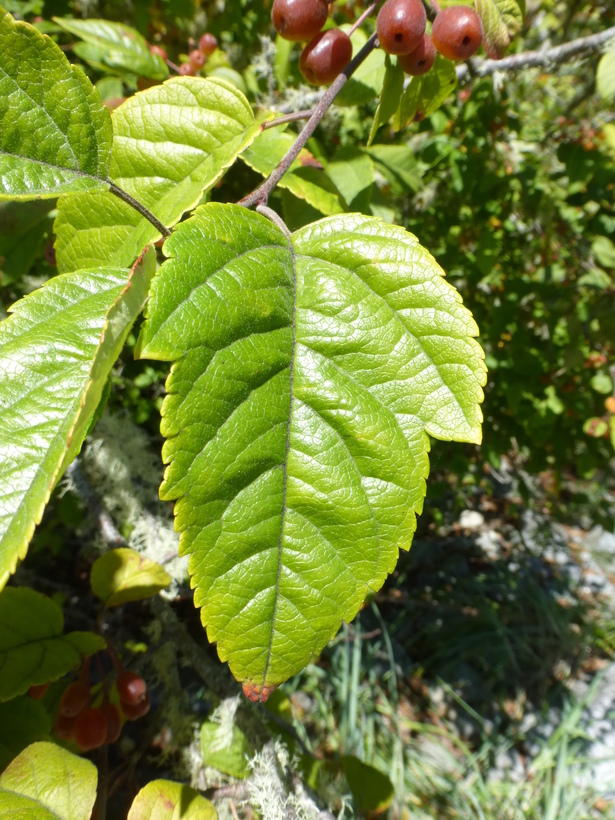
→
(91, 547, 172, 607)
(138, 204, 486, 691)
(0, 587, 105, 701)
(0, 7, 112, 200)
(0, 741, 97, 820)
(55, 77, 261, 272)
(128, 780, 217, 820)
(393, 56, 457, 130)
(0, 248, 156, 588)
(54, 17, 169, 79)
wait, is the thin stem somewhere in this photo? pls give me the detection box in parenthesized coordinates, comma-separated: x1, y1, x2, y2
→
(166, 58, 182, 74)
(421, 0, 441, 22)
(239, 31, 379, 209)
(107, 181, 172, 238)
(456, 24, 615, 84)
(262, 108, 316, 130)
(348, 2, 380, 36)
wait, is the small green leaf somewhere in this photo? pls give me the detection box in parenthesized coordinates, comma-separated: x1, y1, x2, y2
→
(597, 52, 615, 104)
(91, 548, 172, 607)
(590, 372, 613, 395)
(0, 587, 105, 701)
(137, 204, 485, 690)
(368, 56, 405, 145)
(337, 26, 386, 106)
(326, 146, 375, 211)
(393, 56, 457, 130)
(476, 0, 524, 59)
(0, 741, 97, 820)
(0, 697, 52, 771)
(241, 128, 344, 216)
(274, 34, 293, 90)
(341, 755, 394, 814)
(128, 780, 217, 820)
(366, 144, 421, 192)
(0, 7, 112, 199)
(54, 17, 168, 80)
(592, 235, 615, 269)
(0, 248, 156, 588)
(55, 77, 261, 272)
(201, 721, 254, 779)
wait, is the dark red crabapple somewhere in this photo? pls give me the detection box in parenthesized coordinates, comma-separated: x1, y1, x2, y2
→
(431, 6, 483, 61)
(121, 693, 151, 721)
(101, 703, 122, 744)
(377, 0, 426, 55)
(59, 681, 89, 718)
(149, 44, 168, 61)
(28, 681, 50, 700)
(179, 62, 196, 76)
(199, 32, 218, 55)
(398, 33, 436, 75)
(189, 48, 206, 71)
(116, 670, 147, 706)
(272, 0, 329, 41)
(74, 708, 108, 752)
(300, 28, 353, 86)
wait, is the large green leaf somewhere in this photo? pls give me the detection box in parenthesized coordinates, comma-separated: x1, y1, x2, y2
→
(54, 17, 168, 80)
(241, 128, 344, 216)
(476, 0, 524, 59)
(0, 587, 105, 701)
(55, 77, 261, 273)
(0, 248, 156, 589)
(393, 56, 457, 130)
(0, 6, 112, 199)
(137, 204, 486, 693)
(0, 741, 97, 820)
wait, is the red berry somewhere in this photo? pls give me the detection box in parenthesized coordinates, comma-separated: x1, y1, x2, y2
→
(59, 681, 89, 718)
(300, 28, 353, 86)
(101, 703, 122, 744)
(149, 44, 168, 61)
(398, 33, 436, 75)
(54, 712, 77, 742)
(116, 670, 147, 706)
(121, 693, 151, 721)
(199, 33, 218, 55)
(179, 62, 196, 76)
(272, 0, 329, 42)
(377, 0, 426, 56)
(28, 681, 50, 700)
(189, 49, 206, 71)
(74, 708, 108, 752)
(431, 6, 483, 61)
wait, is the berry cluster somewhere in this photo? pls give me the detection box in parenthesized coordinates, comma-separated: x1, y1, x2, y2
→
(272, 0, 483, 86)
(29, 660, 150, 753)
(149, 32, 218, 77)
(272, 0, 353, 86)
(378, 0, 483, 76)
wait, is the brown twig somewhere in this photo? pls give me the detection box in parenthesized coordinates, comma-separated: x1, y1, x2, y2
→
(239, 31, 379, 209)
(262, 108, 316, 130)
(421, 0, 441, 23)
(349, 1, 380, 36)
(456, 25, 615, 84)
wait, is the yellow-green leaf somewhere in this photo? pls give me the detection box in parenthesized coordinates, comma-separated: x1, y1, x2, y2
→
(91, 548, 172, 607)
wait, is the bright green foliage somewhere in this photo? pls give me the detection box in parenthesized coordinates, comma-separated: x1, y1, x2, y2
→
(476, 0, 524, 59)
(54, 17, 169, 80)
(369, 57, 404, 145)
(0, 248, 156, 588)
(90, 547, 172, 607)
(597, 53, 615, 103)
(201, 721, 254, 779)
(0, 6, 112, 199)
(137, 203, 485, 689)
(127, 780, 217, 820)
(242, 128, 344, 216)
(0, 741, 97, 819)
(54, 77, 261, 272)
(0, 698, 51, 770)
(337, 26, 386, 107)
(0, 587, 105, 701)
(393, 56, 457, 130)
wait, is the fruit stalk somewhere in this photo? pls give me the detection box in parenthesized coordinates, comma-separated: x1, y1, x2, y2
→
(239, 31, 379, 208)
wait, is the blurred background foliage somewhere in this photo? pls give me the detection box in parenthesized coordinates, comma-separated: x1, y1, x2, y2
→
(1, 0, 614, 816)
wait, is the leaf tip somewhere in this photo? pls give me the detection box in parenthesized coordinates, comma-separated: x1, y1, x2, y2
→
(242, 681, 278, 703)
